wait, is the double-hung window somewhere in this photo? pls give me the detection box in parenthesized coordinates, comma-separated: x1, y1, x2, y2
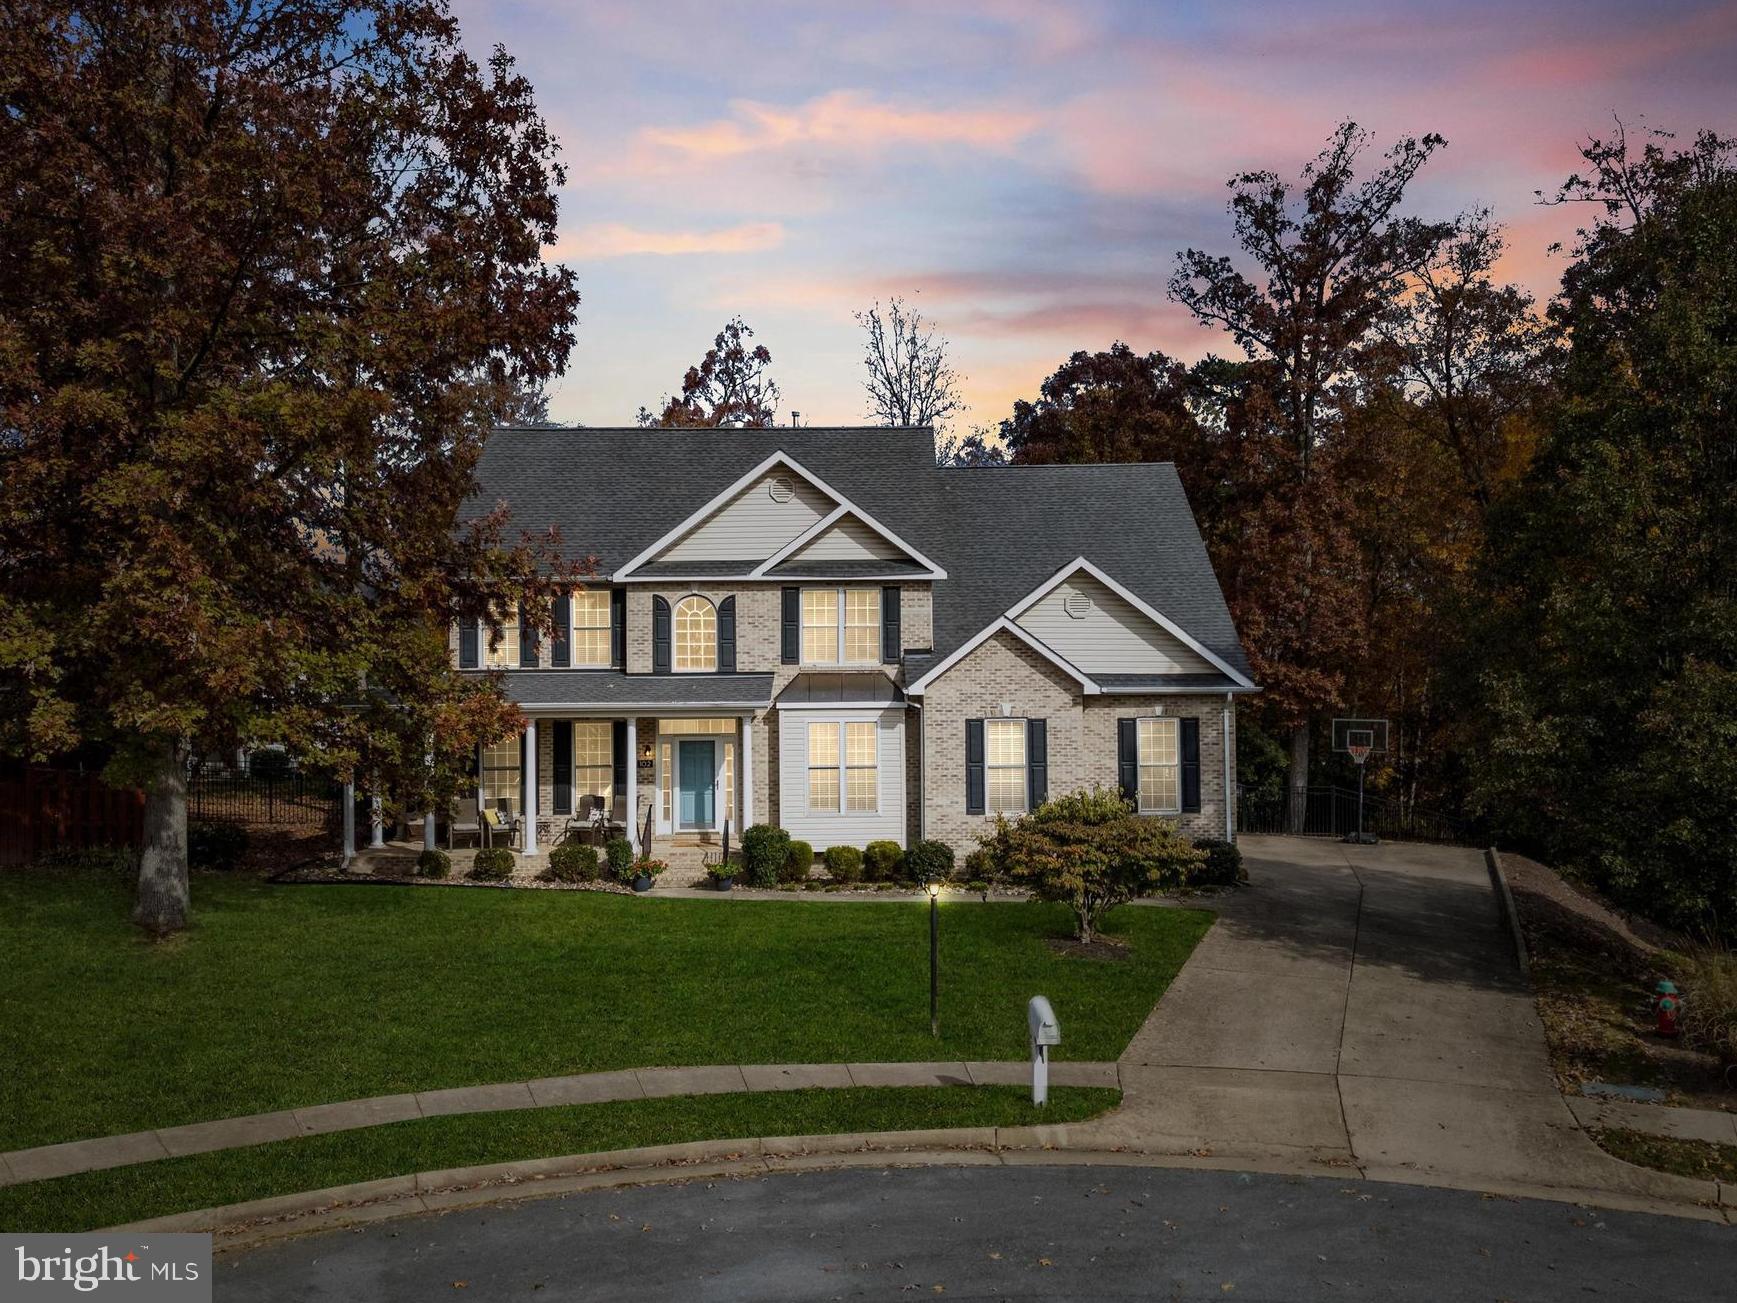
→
(801, 587, 879, 664)
(985, 718, 1027, 815)
(482, 606, 519, 669)
(573, 722, 613, 811)
(571, 591, 611, 667)
(806, 720, 879, 813)
(1137, 717, 1181, 814)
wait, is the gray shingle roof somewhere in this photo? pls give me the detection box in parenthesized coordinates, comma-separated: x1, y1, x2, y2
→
(475, 671, 773, 709)
(467, 426, 1252, 682)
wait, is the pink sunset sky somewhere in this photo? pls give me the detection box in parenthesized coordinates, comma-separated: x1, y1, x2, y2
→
(453, 0, 1737, 434)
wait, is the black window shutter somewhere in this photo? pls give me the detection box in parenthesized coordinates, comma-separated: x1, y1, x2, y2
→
(550, 594, 571, 668)
(610, 589, 626, 668)
(718, 596, 736, 673)
(1027, 718, 1048, 809)
(518, 602, 538, 668)
(780, 587, 800, 663)
(652, 596, 671, 674)
(881, 586, 901, 663)
(1180, 717, 1202, 813)
(965, 718, 985, 815)
(612, 719, 628, 812)
(552, 721, 573, 815)
(459, 618, 479, 669)
(1117, 718, 1138, 804)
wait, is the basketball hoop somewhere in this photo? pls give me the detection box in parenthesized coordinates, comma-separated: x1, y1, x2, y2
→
(1348, 743, 1371, 765)
(1331, 718, 1389, 845)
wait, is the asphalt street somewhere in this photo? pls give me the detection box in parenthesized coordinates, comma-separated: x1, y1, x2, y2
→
(216, 1163, 1735, 1301)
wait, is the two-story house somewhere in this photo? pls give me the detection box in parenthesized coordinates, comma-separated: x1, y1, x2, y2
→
(452, 425, 1256, 870)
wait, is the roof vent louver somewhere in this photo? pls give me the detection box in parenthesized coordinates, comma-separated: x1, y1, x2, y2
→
(1063, 592, 1093, 619)
(767, 475, 796, 503)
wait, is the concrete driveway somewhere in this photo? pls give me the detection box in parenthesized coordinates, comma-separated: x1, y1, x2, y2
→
(1079, 836, 1703, 1204)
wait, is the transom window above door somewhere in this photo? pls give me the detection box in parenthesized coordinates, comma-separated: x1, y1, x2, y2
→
(801, 587, 880, 664)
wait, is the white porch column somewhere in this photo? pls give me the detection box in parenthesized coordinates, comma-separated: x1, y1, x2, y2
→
(740, 713, 754, 831)
(423, 810, 437, 851)
(523, 720, 538, 854)
(626, 717, 639, 851)
(369, 790, 385, 849)
(341, 779, 356, 867)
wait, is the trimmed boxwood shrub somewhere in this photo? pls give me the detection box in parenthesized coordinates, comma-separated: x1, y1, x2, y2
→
(415, 849, 451, 879)
(604, 837, 635, 881)
(822, 844, 863, 883)
(782, 839, 815, 883)
(468, 847, 515, 882)
(544, 843, 601, 884)
(864, 840, 905, 883)
(741, 823, 791, 888)
(905, 839, 955, 884)
(188, 822, 248, 870)
(1190, 838, 1245, 887)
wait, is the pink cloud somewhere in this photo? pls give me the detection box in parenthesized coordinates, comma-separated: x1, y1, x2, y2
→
(549, 221, 785, 260)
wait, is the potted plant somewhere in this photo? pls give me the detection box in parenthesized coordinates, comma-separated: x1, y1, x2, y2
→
(705, 861, 736, 892)
(630, 858, 668, 892)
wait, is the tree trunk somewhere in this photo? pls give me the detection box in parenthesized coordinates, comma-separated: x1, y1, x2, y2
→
(1286, 724, 1311, 834)
(134, 739, 191, 937)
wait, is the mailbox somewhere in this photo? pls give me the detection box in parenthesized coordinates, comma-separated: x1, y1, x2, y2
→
(1027, 995, 1060, 1106)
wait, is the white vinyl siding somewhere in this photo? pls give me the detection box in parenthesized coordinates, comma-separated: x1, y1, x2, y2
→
(571, 591, 611, 667)
(1137, 717, 1181, 814)
(779, 708, 905, 849)
(1015, 574, 1214, 675)
(985, 718, 1026, 815)
(658, 471, 834, 563)
(787, 514, 907, 563)
(802, 587, 879, 665)
(674, 596, 716, 672)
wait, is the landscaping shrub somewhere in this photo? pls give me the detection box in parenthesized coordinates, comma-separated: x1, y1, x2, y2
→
(188, 822, 249, 870)
(1190, 838, 1245, 887)
(33, 846, 136, 874)
(545, 843, 601, 884)
(467, 847, 515, 882)
(415, 849, 451, 880)
(781, 840, 815, 883)
(822, 844, 863, 883)
(863, 840, 905, 883)
(963, 848, 994, 883)
(604, 837, 635, 881)
(905, 839, 955, 884)
(1680, 947, 1737, 1071)
(741, 824, 791, 888)
(979, 786, 1204, 942)
(247, 748, 294, 781)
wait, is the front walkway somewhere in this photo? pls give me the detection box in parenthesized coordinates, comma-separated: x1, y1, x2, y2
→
(1075, 836, 1719, 1205)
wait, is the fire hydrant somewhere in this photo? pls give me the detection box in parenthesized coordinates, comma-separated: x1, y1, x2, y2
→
(1654, 979, 1682, 1037)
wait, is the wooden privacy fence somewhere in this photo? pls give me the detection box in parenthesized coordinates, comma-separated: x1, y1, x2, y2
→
(0, 767, 145, 866)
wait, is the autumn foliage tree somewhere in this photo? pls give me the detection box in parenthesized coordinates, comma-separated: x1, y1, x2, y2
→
(639, 316, 780, 427)
(0, 1, 582, 934)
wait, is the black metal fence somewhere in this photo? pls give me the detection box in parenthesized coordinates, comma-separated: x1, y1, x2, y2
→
(1236, 784, 1474, 845)
(187, 770, 342, 829)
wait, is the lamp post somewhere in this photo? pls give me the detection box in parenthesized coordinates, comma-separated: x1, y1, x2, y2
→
(927, 879, 940, 1037)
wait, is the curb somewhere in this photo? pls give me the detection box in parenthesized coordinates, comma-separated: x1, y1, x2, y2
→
(114, 1126, 1731, 1251)
(1485, 846, 1531, 980)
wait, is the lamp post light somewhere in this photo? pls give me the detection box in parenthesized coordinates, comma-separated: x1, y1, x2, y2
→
(927, 879, 941, 1038)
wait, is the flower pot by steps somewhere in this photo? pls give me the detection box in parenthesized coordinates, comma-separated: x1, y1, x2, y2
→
(632, 872, 653, 893)
(713, 875, 734, 892)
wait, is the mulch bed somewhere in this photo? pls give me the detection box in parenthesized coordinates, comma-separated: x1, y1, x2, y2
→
(1045, 935, 1131, 962)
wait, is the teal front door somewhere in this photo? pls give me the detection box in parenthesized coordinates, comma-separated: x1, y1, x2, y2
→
(677, 740, 715, 830)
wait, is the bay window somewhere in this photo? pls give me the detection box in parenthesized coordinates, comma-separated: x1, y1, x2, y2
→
(806, 719, 879, 813)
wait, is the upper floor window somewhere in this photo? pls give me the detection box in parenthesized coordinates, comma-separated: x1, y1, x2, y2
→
(674, 595, 717, 672)
(1137, 717, 1181, 814)
(801, 587, 880, 664)
(483, 606, 519, 669)
(571, 590, 611, 667)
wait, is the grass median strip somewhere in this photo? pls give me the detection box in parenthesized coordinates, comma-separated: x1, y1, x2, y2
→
(0, 1085, 1121, 1233)
(0, 870, 1208, 1150)
(1591, 1126, 1737, 1184)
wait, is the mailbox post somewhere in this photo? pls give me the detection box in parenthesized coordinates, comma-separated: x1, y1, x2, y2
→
(1027, 995, 1060, 1106)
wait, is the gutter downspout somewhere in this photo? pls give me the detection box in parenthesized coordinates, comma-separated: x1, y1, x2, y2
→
(910, 699, 925, 844)
(1223, 692, 1235, 842)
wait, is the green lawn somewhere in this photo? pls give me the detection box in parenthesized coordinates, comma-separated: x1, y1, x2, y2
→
(0, 1086, 1120, 1233)
(0, 871, 1209, 1150)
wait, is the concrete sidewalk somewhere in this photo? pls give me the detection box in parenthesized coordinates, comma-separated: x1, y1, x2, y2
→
(1070, 835, 1718, 1206)
(0, 1059, 1118, 1188)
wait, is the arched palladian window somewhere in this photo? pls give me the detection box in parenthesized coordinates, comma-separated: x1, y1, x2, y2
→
(673, 596, 717, 672)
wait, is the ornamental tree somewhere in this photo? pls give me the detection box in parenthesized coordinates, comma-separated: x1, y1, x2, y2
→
(0, 1, 583, 935)
(980, 787, 1203, 943)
